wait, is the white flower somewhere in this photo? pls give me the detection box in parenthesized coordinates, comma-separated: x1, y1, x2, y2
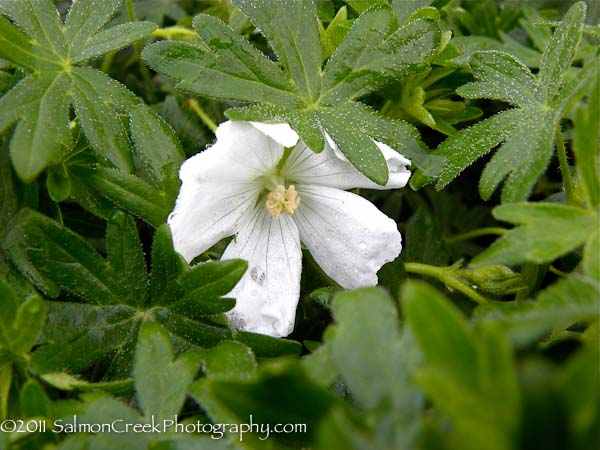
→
(168, 121, 410, 337)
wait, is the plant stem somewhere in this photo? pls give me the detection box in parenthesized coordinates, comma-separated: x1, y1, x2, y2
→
(151, 27, 197, 41)
(404, 262, 488, 304)
(101, 51, 115, 73)
(556, 127, 575, 204)
(187, 99, 218, 132)
(126, 0, 135, 21)
(445, 227, 506, 244)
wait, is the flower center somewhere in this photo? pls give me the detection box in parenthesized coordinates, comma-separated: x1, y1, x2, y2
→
(265, 185, 300, 218)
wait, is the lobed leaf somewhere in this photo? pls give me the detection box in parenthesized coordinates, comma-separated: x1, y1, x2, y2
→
(475, 275, 600, 345)
(472, 203, 598, 267)
(230, 0, 322, 101)
(92, 168, 172, 228)
(133, 321, 202, 420)
(2, 209, 125, 304)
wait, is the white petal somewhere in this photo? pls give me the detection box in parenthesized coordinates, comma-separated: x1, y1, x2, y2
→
(323, 131, 349, 162)
(282, 140, 411, 190)
(222, 208, 302, 337)
(294, 186, 402, 288)
(374, 140, 412, 188)
(169, 120, 285, 262)
(250, 121, 299, 148)
(180, 120, 284, 184)
(169, 181, 259, 262)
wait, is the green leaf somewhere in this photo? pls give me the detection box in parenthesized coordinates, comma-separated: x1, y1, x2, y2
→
(480, 110, 555, 203)
(129, 104, 184, 193)
(433, 108, 525, 190)
(403, 281, 478, 386)
(134, 321, 202, 420)
(0, 16, 60, 71)
(170, 259, 247, 317)
(2, 209, 125, 304)
(69, 69, 133, 172)
(573, 76, 600, 208)
(41, 372, 133, 395)
(20, 380, 50, 417)
(320, 6, 394, 102)
(72, 21, 157, 63)
(63, 0, 122, 46)
(106, 211, 148, 307)
(403, 280, 520, 450)
(0, 0, 179, 183)
(472, 203, 598, 267)
(329, 287, 424, 448)
(202, 341, 256, 381)
(538, 1, 586, 103)
(475, 275, 600, 345)
(8, 296, 45, 355)
(392, 0, 433, 24)
(583, 229, 599, 282)
(31, 302, 140, 375)
(46, 163, 71, 203)
(427, 2, 593, 201)
(231, 0, 322, 100)
(0, 278, 45, 356)
(143, 1, 440, 183)
(141, 40, 300, 106)
(189, 361, 335, 447)
(92, 168, 171, 227)
(319, 106, 388, 184)
(4, 73, 71, 181)
(148, 224, 187, 306)
(557, 348, 600, 442)
(330, 288, 405, 409)
(457, 51, 538, 107)
(321, 15, 440, 103)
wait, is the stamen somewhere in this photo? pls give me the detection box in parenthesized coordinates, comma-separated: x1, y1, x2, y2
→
(265, 185, 301, 218)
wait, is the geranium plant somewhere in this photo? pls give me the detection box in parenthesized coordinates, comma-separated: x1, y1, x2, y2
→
(0, 1, 598, 449)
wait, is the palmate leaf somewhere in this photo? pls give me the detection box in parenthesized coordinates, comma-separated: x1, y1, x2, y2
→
(403, 281, 520, 450)
(142, 0, 442, 184)
(0, 278, 45, 419)
(0, 209, 300, 378)
(474, 274, 600, 346)
(425, 1, 599, 202)
(0, 0, 184, 187)
(471, 203, 598, 267)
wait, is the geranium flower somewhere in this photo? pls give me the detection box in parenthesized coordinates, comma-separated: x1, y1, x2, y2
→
(169, 121, 410, 337)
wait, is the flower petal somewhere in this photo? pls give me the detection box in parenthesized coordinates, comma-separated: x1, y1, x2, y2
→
(294, 186, 402, 288)
(282, 140, 411, 190)
(180, 120, 284, 184)
(250, 121, 299, 148)
(222, 207, 302, 337)
(170, 120, 287, 262)
(169, 181, 259, 262)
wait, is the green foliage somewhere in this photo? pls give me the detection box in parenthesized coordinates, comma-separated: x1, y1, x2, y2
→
(422, 1, 599, 202)
(0, 1, 598, 449)
(472, 203, 599, 267)
(1, 209, 298, 377)
(0, 279, 45, 418)
(0, 0, 183, 187)
(403, 280, 520, 450)
(143, 0, 443, 183)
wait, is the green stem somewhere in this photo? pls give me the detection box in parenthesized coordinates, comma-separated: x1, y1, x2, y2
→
(404, 262, 488, 304)
(187, 99, 217, 132)
(126, 0, 135, 21)
(445, 227, 506, 244)
(556, 127, 575, 205)
(151, 26, 197, 41)
(101, 51, 115, 73)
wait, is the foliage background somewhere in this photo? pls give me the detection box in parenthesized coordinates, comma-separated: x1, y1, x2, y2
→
(0, 0, 598, 449)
